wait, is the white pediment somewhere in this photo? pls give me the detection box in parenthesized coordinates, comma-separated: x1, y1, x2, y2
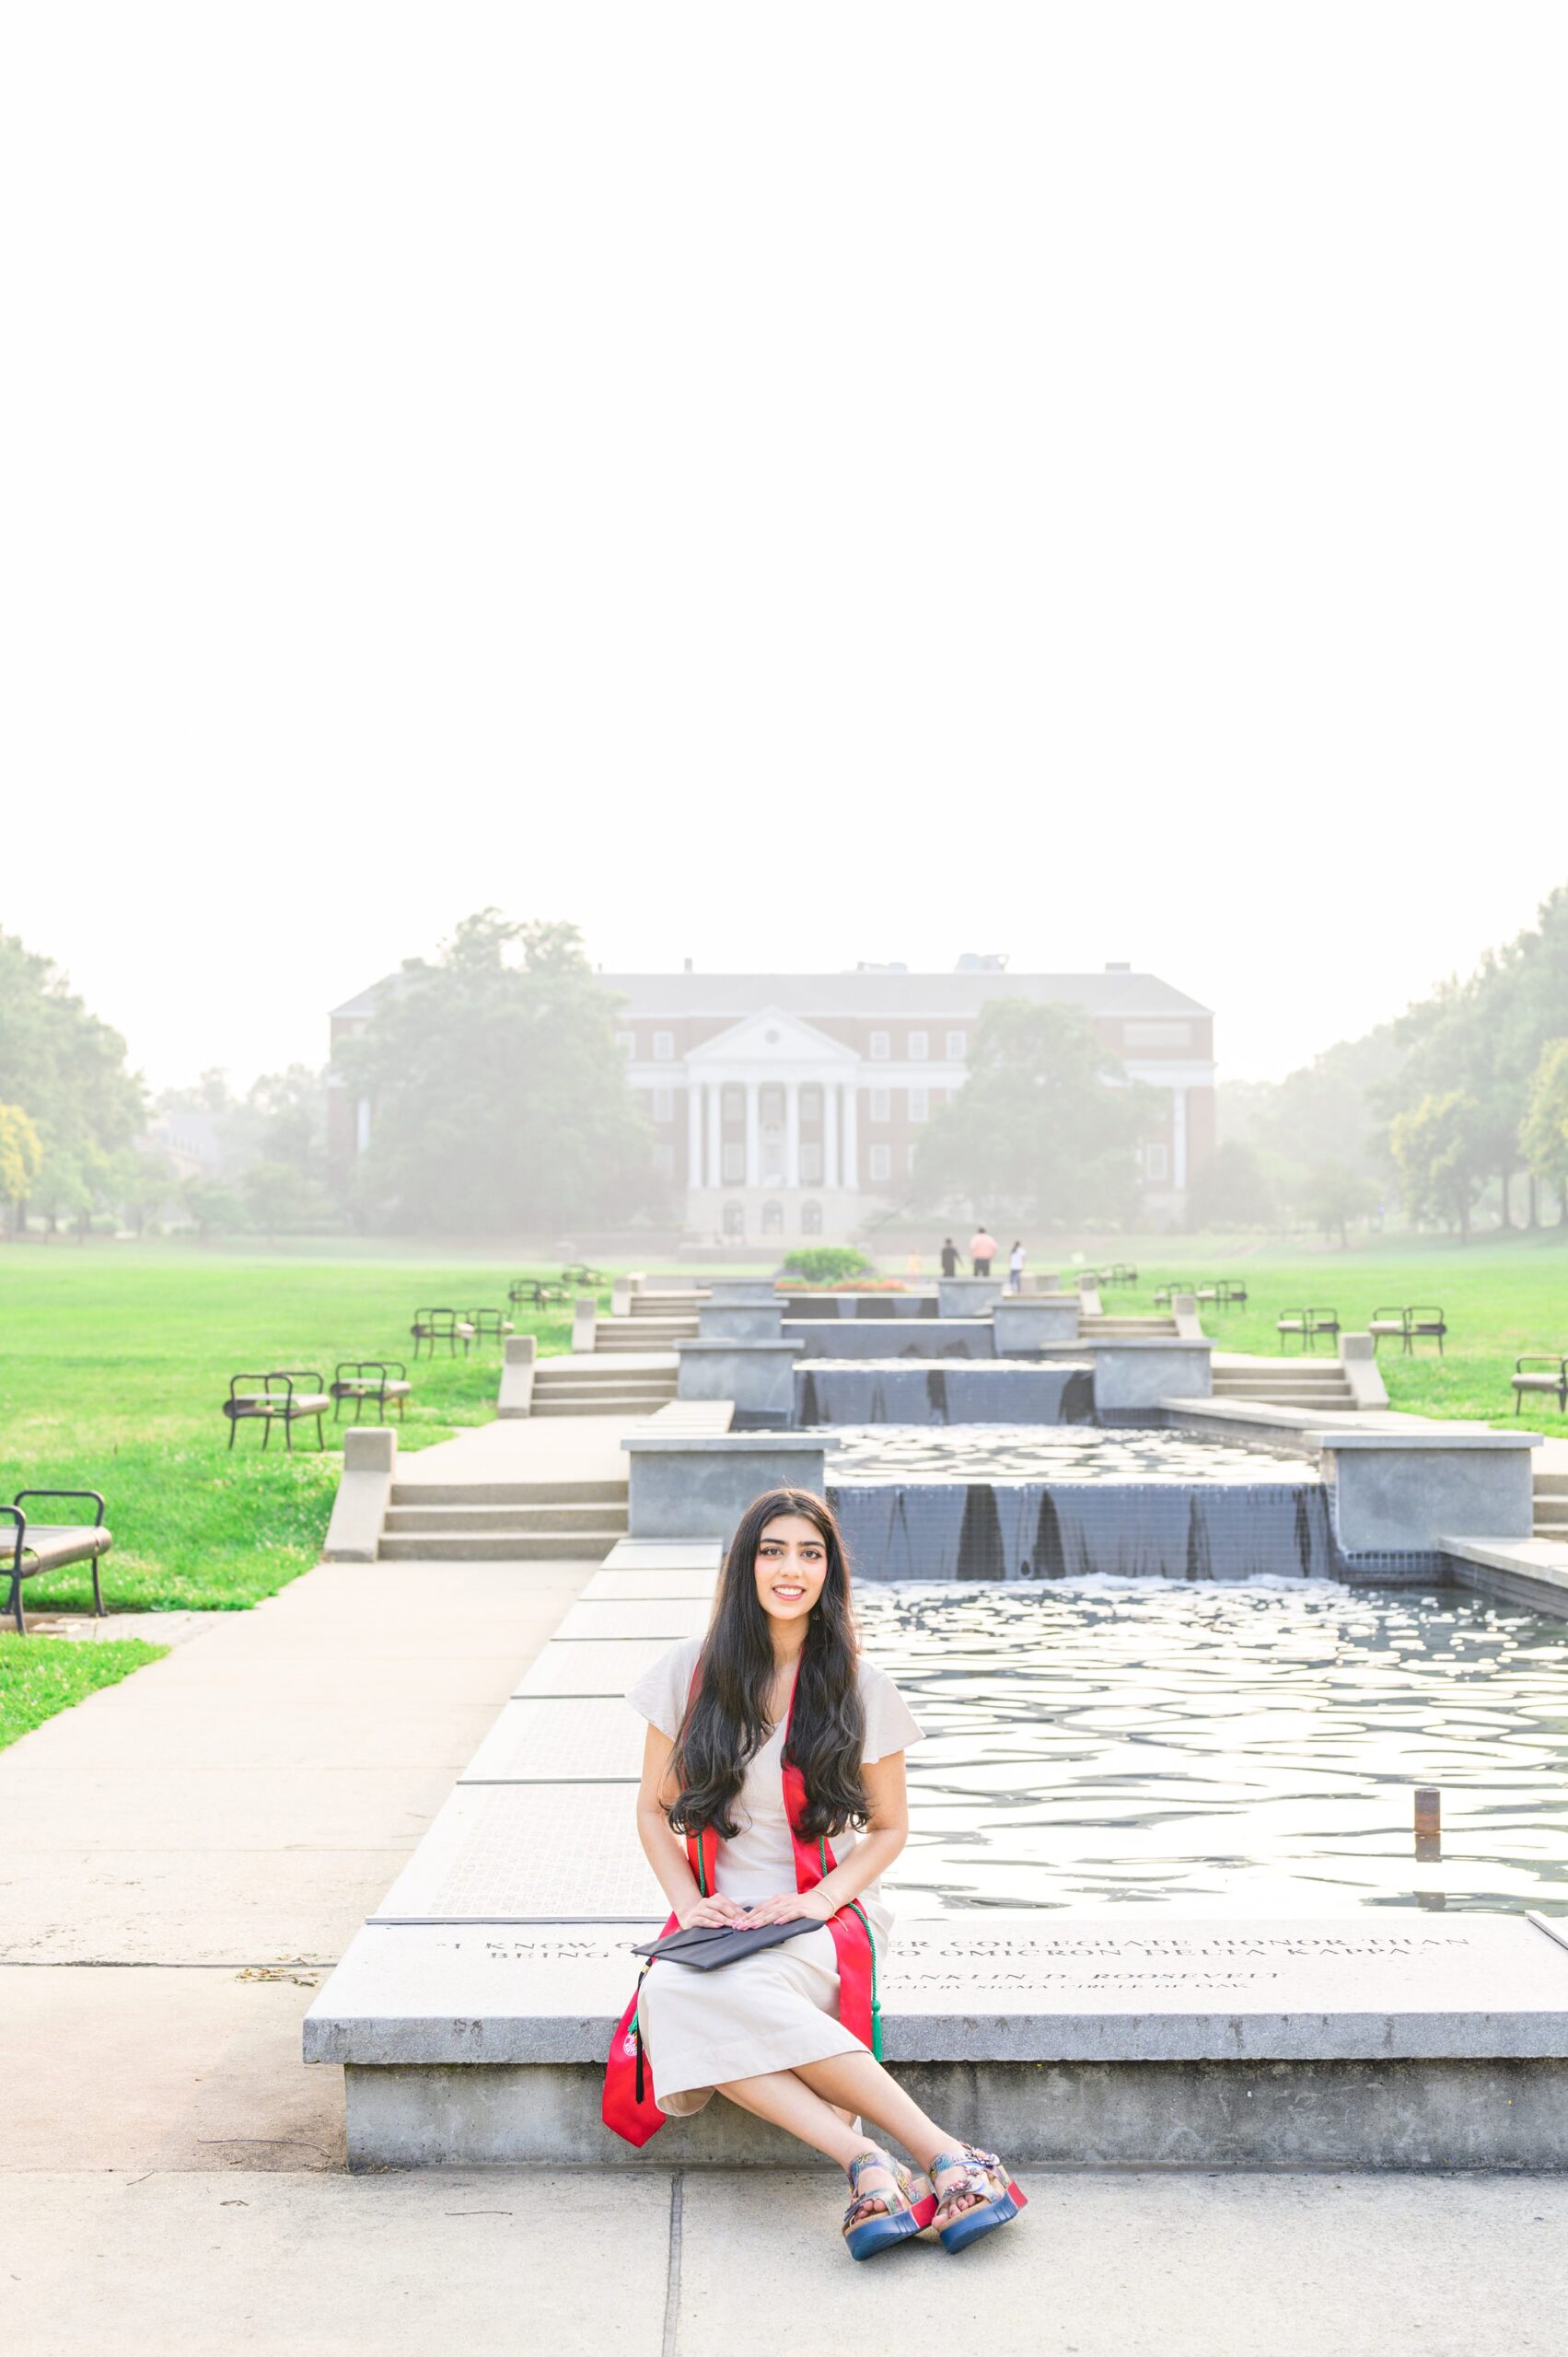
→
(687, 1005, 858, 1070)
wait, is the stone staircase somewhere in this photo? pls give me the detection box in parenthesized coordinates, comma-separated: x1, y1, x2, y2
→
(377, 1477, 628, 1561)
(1082, 1314, 1179, 1338)
(599, 1295, 702, 1353)
(1533, 1469, 1568, 1538)
(1211, 1357, 1357, 1412)
(530, 1357, 678, 1417)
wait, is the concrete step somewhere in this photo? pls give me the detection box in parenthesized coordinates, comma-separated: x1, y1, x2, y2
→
(1213, 1377, 1353, 1397)
(533, 1374, 675, 1395)
(1214, 1367, 1352, 1386)
(377, 1529, 621, 1561)
(383, 1503, 627, 1534)
(531, 1398, 670, 1418)
(389, 1480, 625, 1506)
(1534, 1472, 1568, 1496)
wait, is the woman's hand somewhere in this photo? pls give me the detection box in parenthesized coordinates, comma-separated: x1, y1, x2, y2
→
(736, 1887, 836, 1927)
(676, 1894, 750, 1930)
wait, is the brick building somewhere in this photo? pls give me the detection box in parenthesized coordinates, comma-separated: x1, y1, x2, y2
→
(330, 960, 1214, 1241)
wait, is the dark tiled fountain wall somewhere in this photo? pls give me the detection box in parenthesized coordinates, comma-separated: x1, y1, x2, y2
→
(830, 1477, 1335, 1582)
(796, 1363, 1094, 1426)
(782, 1318, 994, 1358)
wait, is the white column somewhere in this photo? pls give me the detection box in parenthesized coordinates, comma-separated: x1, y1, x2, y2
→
(842, 1084, 859, 1190)
(707, 1084, 724, 1191)
(824, 1082, 840, 1190)
(687, 1085, 703, 1190)
(745, 1083, 761, 1187)
(784, 1079, 800, 1188)
(1172, 1087, 1189, 1190)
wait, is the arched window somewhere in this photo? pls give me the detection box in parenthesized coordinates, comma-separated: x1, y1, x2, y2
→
(761, 1199, 784, 1236)
(801, 1200, 823, 1235)
(723, 1200, 746, 1237)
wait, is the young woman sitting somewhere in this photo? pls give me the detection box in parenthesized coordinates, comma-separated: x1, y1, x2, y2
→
(612, 1485, 1026, 2260)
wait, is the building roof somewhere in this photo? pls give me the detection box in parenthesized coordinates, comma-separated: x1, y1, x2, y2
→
(331, 969, 1210, 1022)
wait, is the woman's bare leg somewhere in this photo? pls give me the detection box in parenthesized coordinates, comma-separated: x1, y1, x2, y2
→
(715, 2068, 873, 2169)
(791, 2051, 956, 2176)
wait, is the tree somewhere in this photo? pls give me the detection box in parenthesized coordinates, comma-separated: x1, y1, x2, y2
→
(0, 1104, 43, 1232)
(1301, 1158, 1378, 1248)
(1389, 1090, 1485, 1239)
(110, 1146, 178, 1237)
(337, 911, 659, 1233)
(910, 999, 1148, 1225)
(0, 935, 143, 1223)
(1186, 1141, 1274, 1229)
(182, 1178, 247, 1237)
(1520, 1039, 1568, 1225)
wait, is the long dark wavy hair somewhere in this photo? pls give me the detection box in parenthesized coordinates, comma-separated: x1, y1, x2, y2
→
(666, 1487, 867, 1844)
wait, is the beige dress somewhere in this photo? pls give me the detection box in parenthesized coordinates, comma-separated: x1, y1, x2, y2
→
(626, 1635, 925, 2115)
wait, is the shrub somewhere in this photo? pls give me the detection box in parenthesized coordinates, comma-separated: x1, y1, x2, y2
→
(781, 1247, 874, 1283)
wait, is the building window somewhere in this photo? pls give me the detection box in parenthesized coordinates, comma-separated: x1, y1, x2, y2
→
(762, 1199, 784, 1235)
(801, 1200, 823, 1235)
(615, 1030, 634, 1059)
(1145, 1142, 1169, 1182)
(722, 1142, 745, 1183)
(908, 1029, 929, 1061)
(653, 1029, 675, 1062)
(800, 1143, 823, 1184)
(868, 1144, 892, 1183)
(1125, 1021, 1193, 1050)
(722, 1083, 746, 1123)
(869, 1088, 891, 1123)
(909, 1086, 929, 1123)
(869, 1030, 890, 1061)
(653, 1142, 675, 1178)
(652, 1087, 674, 1124)
(800, 1082, 822, 1122)
(907, 1143, 920, 1175)
(723, 1200, 745, 1236)
(760, 1084, 784, 1128)
(946, 1030, 966, 1061)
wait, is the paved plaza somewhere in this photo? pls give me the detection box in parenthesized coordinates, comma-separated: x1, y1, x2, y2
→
(4, 1405, 1566, 2351)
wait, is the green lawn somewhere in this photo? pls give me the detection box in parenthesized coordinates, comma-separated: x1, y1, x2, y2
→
(0, 1249, 598, 1617)
(1096, 1239, 1568, 1433)
(0, 1632, 168, 1751)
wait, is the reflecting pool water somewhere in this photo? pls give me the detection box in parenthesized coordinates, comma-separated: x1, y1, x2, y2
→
(862, 1580, 1568, 1918)
(825, 1425, 1307, 1480)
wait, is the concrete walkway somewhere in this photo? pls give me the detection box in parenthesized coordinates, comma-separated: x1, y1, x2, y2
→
(4, 1462, 1567, 2351)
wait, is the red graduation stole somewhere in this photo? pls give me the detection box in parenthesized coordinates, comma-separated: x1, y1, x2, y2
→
(602, 1665, 881, 2149)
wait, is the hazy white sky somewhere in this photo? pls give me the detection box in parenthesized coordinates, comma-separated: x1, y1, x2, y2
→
(4, 5, 1564, 1094)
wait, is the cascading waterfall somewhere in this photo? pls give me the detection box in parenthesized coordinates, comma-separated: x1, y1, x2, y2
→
(830, 1476, 1333, 1581)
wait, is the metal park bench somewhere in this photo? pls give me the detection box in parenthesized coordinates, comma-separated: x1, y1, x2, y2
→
(1513, 1355, 1568, 1415)
(224, 1371, 331, 1451)
(1370, 1305, 1448, 1356)
(508, 1278, 566, 1310)
(410, 1308, 475, 1358)
(3, 1489, 112, 1634)
(331, 1360, 412, 1422)
(561, 1263, 604, 1289)
(1276, 1306, 1342, 1353)
(1214, 1280, 1249, 1308)
(1106, 1263, 1138, 1287)
(466, 1308, 516, 1348)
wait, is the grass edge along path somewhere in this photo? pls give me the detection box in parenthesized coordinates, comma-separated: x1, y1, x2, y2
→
(0, 1633, 168, 1752)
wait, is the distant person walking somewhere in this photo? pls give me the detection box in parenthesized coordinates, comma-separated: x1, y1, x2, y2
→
(1007, 1240, 1026, 1292)
(968, 1225, 998, 1277)
(939, 1237, 961, 1278)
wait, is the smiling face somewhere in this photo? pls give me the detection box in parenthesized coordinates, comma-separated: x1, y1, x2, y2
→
(752, 1512, 830, 1631)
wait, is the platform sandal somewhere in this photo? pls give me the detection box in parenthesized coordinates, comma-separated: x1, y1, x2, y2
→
(841, 2145, 938, 2261)
(929, 2144, 1028, 2255)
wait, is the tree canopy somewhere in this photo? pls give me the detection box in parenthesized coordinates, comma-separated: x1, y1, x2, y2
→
(337, 911, 657, 1232)
(0, 931, 143, 1226)
(911, 998, 1147, 1225)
